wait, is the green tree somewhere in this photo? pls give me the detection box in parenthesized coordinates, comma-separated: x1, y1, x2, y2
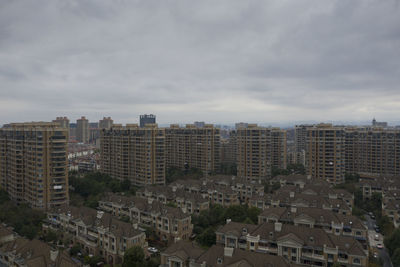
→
(84, 255, 103, 266)
(123, 246, 145, 267)
(70, 244, 81, 256)
(44, 230, 58, 243)
(384, 228, 400, 256)
(392, 248, 400, 267)
(196, 227, 216, 247)
(378, 215, 394, 236)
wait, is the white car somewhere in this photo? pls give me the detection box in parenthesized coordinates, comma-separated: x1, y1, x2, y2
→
(374, 234, 379, 241)
(147, 247, 158, 253)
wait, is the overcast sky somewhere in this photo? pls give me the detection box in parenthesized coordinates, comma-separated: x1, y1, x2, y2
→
(1, 0, 400, 126)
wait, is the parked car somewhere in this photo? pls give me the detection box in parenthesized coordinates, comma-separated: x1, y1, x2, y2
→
(377, 244, 384, 249)
(374, 234, 379, 241)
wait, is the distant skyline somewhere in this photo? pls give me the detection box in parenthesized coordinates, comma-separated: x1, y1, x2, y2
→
(1, 1, 399, 125)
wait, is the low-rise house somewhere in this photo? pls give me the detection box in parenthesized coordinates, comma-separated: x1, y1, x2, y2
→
(0, 238, 78, 267)
(193, 245, 291, 267)
(99, 193, 193, 242)
(160, 241, 205, 267)
(160, 241, 291, 267)
(44, 205, 147, 265)
(216, 221, 368, 267)
(257, 207, 368, 242)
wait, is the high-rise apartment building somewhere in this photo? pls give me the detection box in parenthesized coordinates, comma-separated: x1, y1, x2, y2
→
(294, 124, 312, 165)
(236, 124, 271, 180)
(52, 117, 70, 128)
(271, 128, 287, 170)
(99, 117, 113, 130)
(100, 124, 165, 186)
(236, 124, 287, 180)
(140, 114, 156, 128)
(345, 127, 400, 176)
(306, 124, 345, 184)
(0, 122, 69, 210)
(165, 124, 220, 174)
(76, 116, 89, 143)
(221, 130, 237, 165)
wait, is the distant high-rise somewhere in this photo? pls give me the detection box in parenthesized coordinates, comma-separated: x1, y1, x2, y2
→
(76, 116, 89, 143)
(194, 121, 205, 128)
(235, 122, 248, 129)
(372, 118, 388, 128)
(306, 124, 345, 184)
(52, 117, 70, 128)
(271, 128, 287, 170)
(236, 124, 287, 179)
(294, 124, 312, 165)
(0, 122, 69, 210)
(236, 124, 271, 180)
(100, 123, 165, 186)
(140, 114, 156, 128)
(165, 124, 220, 174)
(99, 117, 113, 130)
(221, 130, 237, 165)
(345, 127, 400, 176)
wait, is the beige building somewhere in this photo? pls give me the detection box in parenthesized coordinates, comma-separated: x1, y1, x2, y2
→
(100, 123, 165, 186)
(345, 127, 400, 176)
(165, 124, 220, 175)
(306, 124, 345, 184)
(221, 130, 237, 165)
(99, 117, 113, 130)
(99, 193, 193, 243)
(0, 122, 69, 210)
(216, 221, 368, 267)
(76, 116, 89, 143)
(271, 128, 287, 170)
(52, 117, 70, 129)
(236, 124, 271, 180)
(236, 124, 287, 180)
(44, 205, 147, 265)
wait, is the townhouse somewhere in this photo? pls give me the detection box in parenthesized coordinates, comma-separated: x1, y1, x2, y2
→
(216, 221, 368, 267)
(43, 205, 147, 265)
(257, 207, 368, 242)
(98, 193, 193, 242)
(160, 241, 292, 267)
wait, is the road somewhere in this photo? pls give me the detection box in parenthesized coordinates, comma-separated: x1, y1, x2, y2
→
(365, 214, 393, 267)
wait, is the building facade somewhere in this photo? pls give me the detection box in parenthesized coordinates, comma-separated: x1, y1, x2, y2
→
(345, 127, 400, 176)
(271, 128, 287, 170)
(52, 117, 70, 129)
(140, 114, 156, 128)
(0, 122, 69, 210)
(99, 117, 113, 130)
(165, 124, 220, 175)
(76, 116, 89, 143)
(306, 124, 345, 184)
(100, 123, 165, 186)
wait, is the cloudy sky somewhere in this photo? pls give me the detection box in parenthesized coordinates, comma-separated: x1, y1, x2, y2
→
(1, 0, 400, 126)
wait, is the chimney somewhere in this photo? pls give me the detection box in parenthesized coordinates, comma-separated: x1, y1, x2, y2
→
(50, 249, 59, 262)
(290, 192, 295, 198)
(224, 247, 234, 257)
(274, 222, 282, 232)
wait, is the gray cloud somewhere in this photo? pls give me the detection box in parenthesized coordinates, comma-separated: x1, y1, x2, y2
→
(0, 0, 400, 126)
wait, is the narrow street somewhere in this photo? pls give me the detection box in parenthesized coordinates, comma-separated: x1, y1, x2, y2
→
(365, 214, 393, 267)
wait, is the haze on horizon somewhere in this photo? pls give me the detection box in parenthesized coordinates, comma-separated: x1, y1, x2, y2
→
(1, 0, 400, 126)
